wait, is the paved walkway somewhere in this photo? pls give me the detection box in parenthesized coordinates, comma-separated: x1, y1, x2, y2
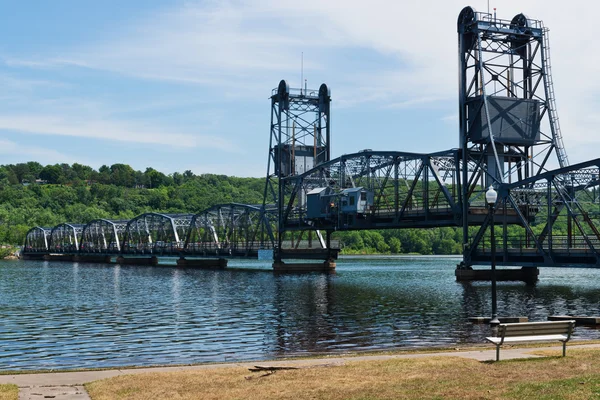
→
(4, 343, 600, 399)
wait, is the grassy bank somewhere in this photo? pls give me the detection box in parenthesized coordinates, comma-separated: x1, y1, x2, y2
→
(86, 348, 600, 400)
(0, 246, 17, 260)
(0, 385, 17, 400)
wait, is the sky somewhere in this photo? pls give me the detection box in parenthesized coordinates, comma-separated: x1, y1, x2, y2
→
(0, 0, 598, 177)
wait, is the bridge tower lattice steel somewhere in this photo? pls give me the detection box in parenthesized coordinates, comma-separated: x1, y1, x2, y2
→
(458, 6, 569, 249)
(263, 80, 332, 262)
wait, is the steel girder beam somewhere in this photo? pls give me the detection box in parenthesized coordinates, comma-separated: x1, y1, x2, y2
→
(185, 203, 276, 256)
(465, 158, 600, 267)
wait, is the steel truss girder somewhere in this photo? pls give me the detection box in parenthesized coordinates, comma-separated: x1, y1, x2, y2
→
(282, 149, 462, 231)
(121, 213, 194, 255)
(80, 219, 128, 253)
(23, 226, 51, 253)
(185, 203, 276, 256)
(49, 223, 84, 254)
(465, 158, 600, 268)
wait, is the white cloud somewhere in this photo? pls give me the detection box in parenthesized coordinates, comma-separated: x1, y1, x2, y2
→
(0, 139, 76, 165)
(4, 0, 600, 166)
(0, 114, 234, 151)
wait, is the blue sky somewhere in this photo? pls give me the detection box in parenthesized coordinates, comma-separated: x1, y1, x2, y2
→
(0, 0, 597, 177)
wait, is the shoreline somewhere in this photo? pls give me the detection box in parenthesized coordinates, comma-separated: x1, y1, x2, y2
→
(1, 341, 600, 387)
(2, 339, 599, 376)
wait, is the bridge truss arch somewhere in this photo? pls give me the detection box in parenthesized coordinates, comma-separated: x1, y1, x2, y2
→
(185, 203, 276, 257)
(80, 219, 128, 254)
(122, 213, 194, 255)
(23, 226, 52, 253)
(49, 223, 84, 253)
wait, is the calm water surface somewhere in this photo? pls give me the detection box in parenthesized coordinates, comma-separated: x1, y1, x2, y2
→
(1, 256, 600, 370)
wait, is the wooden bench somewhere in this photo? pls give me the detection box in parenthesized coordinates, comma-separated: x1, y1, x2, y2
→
(486, 320, 575, 361)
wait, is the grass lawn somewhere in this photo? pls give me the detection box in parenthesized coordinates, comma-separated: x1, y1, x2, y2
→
(85, 348, 600, 400)
(0, 384, 17, 400)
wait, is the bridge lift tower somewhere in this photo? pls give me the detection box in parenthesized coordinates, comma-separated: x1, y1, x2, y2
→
(457, 6, 569, 253)
(263, 80, 334, 268)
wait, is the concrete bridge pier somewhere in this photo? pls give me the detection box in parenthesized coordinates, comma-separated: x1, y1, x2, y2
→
(116, 256, 159, 266)
(21, 254, 46, 260)
(176, 258, 227, 269)
(43, 254, 76, 262)
(73, 255, 112, 263)
(455, 265, 539, 283)
(272, 258, 336, 272)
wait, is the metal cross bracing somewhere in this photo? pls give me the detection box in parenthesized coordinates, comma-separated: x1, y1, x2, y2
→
(457, 6, 570, 265)
(458, 10, 568, 177)
(21, 205, 279, 258)
(80, 219, 128, 254)
(23, 226, 51, 253)
(121, 213, 194, 255)
(184, 203, 276, 257)
(49, 223, 84, 253)
(264, 80, 332, 262)
(281, 149, 462, 232)
(466, 158, 600, 268)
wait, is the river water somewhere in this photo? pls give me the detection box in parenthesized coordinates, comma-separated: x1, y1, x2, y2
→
(1, 256, 599, 370)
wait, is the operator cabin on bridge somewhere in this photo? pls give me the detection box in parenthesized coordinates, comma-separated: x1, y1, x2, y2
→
(306, 186, 374, 227)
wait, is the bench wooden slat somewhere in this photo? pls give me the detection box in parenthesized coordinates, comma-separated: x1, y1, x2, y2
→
(485, 320, 575, 361)
(486, 334, 568, 344)
(501, 327, 572, 336)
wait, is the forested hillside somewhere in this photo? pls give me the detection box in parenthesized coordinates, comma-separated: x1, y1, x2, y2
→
(0, 161, 481, 255)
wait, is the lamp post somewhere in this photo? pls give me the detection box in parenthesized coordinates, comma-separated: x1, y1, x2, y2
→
(486, 185, 500, 326)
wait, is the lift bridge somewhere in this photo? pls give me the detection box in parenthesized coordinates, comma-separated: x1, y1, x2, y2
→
(21, 6, 600, 273)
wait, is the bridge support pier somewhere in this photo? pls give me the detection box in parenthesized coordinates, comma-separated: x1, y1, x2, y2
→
(455, 266, 539, 283)
(21, 254, 46, 260)
(43, 254, 76, 262)
(73, 255, 112, 263)
(116, 256, 159, 266)
(272, 259, 336, 272)
(176, 258, 227, 269)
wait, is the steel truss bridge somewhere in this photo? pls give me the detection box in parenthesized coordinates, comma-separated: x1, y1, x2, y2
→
(21, 6, 600, 270)
(23, 153, 600, 268)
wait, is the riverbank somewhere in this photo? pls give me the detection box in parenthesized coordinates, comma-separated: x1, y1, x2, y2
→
(2, 342, 600, 399)
(0, 246, 19, 260)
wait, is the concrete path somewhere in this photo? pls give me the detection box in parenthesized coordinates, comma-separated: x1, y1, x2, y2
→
(19, 386, 89, 400)
(3, 343, 600, 399)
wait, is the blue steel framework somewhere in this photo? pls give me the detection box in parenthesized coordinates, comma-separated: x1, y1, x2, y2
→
(185, 203, 276, 257)
(23, 226, 51, 253)
(49, 223, 84, 253)
(80, 219, 128, 253)
(264, 80, 333, 263)
(467, 158, 600, 267)
(121, 213, 194, 255)
(20, 7, 600, 269)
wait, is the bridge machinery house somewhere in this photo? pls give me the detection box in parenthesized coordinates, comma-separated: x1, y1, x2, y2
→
(306, 186, 374, 228)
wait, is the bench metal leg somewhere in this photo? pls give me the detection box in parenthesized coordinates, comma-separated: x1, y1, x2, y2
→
(496, 345, 500, 361)
(562, 341, 566, 357)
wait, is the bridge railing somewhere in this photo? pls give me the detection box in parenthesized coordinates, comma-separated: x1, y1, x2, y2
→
(473, 235, 600, 252)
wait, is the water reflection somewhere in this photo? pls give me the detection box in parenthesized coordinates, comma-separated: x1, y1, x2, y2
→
(1, 257, 600, 370)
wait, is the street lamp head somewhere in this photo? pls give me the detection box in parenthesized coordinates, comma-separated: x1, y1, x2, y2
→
(486, 185, 498, 206)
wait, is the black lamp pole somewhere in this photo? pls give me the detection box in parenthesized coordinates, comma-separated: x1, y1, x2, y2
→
(487, 185, 500, 326)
